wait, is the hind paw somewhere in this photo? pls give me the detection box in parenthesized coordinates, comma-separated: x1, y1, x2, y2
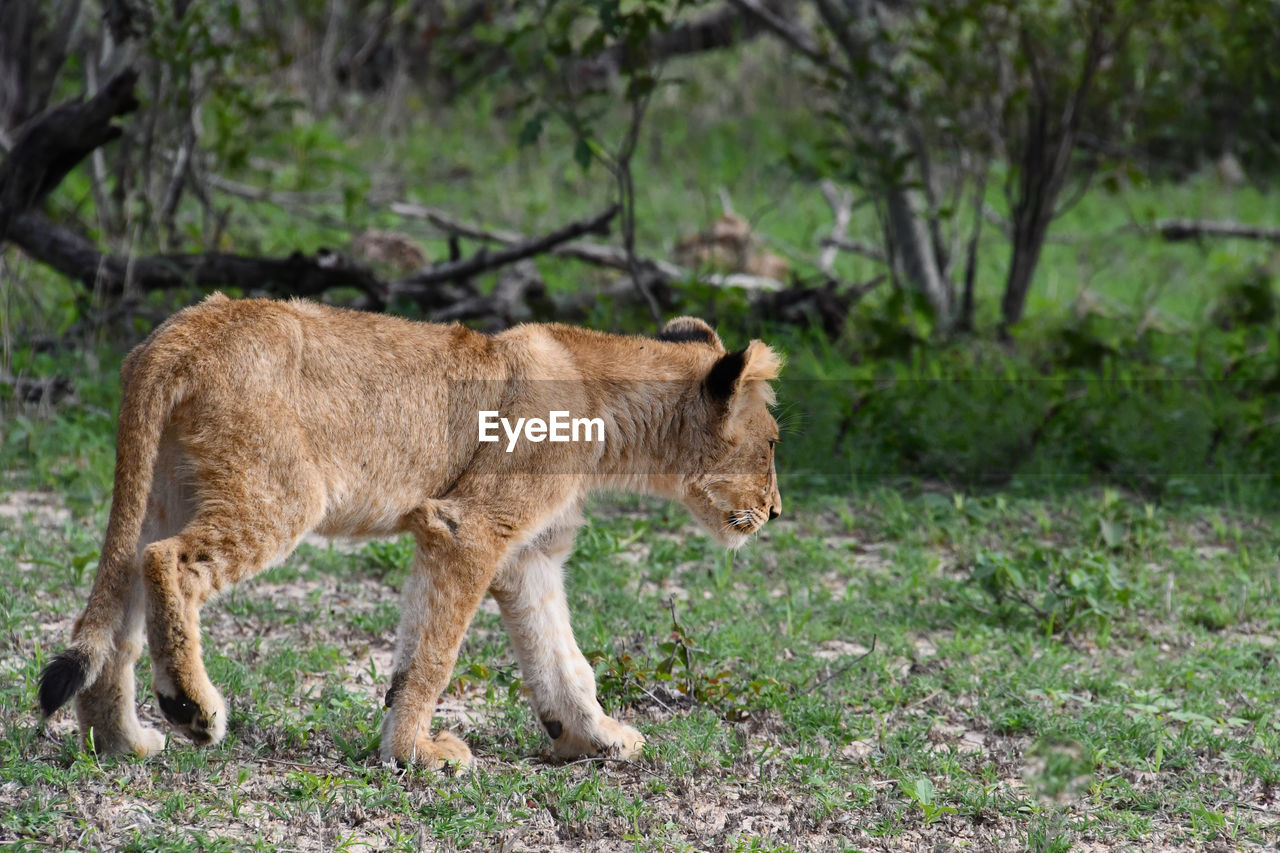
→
(82, 723, 166, 758)
(134, 726, 166, 756)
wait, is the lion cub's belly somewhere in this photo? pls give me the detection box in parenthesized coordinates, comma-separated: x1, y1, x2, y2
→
(311, 481, 430, 540)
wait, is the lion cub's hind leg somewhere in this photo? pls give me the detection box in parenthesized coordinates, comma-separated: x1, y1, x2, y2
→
(140, 418, 327, 747)
(142, 531, 232, 746)
(143, 498, 320, 747)
(490, 526, 645, 761)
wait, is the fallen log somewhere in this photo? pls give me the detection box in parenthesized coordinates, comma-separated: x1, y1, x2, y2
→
(0, 67, 624, 316)
(1151, 219, 1280, 244)
(0, 65, 860, 340)
(8, 212, 389, 307)
(0, 373, 73, 405)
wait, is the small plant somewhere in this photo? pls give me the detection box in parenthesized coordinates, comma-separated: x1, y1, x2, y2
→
(1189, 600, 1234, 631)
(1026, 819, 1074, 853)
(586, 647, 651, 711)
(969, 545, 1131, 633)
(655, 599, 699, 692)
(361, 537, 415, 579)
(901, 777, 956, 825)
(588, 599, 778, 721)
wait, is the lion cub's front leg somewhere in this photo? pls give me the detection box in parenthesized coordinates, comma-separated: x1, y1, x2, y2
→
(381, 501, 503, 771)
(490, 526, 645, 761)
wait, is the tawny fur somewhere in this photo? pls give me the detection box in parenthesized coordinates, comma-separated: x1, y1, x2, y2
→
(39, 294, 782, 769)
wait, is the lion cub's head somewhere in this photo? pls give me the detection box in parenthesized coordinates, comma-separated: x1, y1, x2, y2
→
(659, 317, 783, 549)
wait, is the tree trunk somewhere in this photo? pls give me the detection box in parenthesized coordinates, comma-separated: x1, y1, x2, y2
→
(1000, 219, 1048, 334)
(808, 0, 955, 331)
(0, 0, 82, 132)
(886, 185, 953, 328)
(999, 6, 1121, 335)
(999, 111, 1076, 334)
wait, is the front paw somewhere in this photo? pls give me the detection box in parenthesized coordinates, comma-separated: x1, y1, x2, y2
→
(550, 715, 645, 760)
(382, 727, 474, 774)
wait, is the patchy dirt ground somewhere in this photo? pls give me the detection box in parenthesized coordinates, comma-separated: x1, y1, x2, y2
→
(0, 488, 72, 528)
(2, 490, 1279, 851)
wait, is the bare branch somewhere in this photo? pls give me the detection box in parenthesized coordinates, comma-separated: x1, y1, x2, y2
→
(705, 273, 785, 292)
(0, 68, 139, 241)
(728, 0, 834, 70)
(429, 260, 548, 326)
(609, 91, 664, 326)
(392, 200, 787, 290)
(158, 125, 195, 246)
(617, 1, 797, 65)
(388, 201, 524, 244)
(390, 204, 621, 297)
(556, 243, 688, 280)
(820, 235, 887, 263)
(204, 172, 338, 207)
(390, 200, 690, 278)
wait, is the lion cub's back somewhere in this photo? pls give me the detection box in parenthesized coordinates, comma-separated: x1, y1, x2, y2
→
(139, 296, 502, 524)
(150, 294, 492, 397)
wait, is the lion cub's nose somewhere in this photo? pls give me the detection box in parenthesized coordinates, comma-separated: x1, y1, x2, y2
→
(768, 506, 780, 521)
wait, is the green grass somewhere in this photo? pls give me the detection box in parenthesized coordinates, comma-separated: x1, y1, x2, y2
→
(1, 484, 1277, 849)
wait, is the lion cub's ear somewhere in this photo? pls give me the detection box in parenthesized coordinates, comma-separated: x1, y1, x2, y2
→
(705, 340, 783, 404)
(659, 317, 723, 350)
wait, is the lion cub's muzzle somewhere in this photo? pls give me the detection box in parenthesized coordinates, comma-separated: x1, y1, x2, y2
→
(727, 504, 777, 535)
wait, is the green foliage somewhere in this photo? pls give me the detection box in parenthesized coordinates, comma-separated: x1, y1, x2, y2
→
(361, 536, 416, 582)
(1210, 264, 1277, 329)
(1124, 0, 1280, 174)
(1025, 820, 1075, 853)
(479, 0, 688, 169)
(774, 299, 1280, 507)
(970, 545, 1132, 632)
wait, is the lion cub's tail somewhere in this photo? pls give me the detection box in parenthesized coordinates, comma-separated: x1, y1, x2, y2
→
(38, 339, 185, 717)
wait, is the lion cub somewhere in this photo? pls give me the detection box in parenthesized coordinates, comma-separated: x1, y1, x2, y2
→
(39, 294, 782, 769)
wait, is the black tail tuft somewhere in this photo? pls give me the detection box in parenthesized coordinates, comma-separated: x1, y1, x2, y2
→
(38, 649, 89, 716)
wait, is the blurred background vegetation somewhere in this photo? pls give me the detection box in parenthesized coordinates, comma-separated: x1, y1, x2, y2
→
(1, 0, 1278, 509)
